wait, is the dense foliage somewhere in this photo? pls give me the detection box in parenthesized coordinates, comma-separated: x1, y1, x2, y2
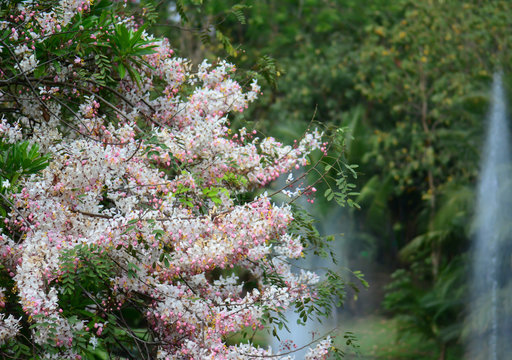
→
(0, 1, 361, 359)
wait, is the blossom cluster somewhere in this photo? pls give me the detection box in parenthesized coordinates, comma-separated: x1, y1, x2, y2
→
(0, 1, 333, 359)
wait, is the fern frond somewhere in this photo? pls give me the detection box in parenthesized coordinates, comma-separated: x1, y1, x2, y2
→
(199, 28, 211, 45)
(231, 9, 246, 24)
(215, 29, 237, 57)
(141, 1, 158, 24)
(256, 55, 281, 89)
(175, 0, 188, 22)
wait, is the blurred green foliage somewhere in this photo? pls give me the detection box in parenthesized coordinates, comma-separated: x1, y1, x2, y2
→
(150, 1, 512, 358)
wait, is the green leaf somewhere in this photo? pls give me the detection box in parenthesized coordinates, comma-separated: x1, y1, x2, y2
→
(118, 63, 126, 79)
(33, 65, 46, 78)
(122, 225, 135, 235)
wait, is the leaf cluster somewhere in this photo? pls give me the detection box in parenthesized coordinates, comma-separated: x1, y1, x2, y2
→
(0, 141, 50, 188)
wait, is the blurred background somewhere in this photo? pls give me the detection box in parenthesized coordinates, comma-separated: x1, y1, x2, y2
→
(140, 1, 512, 358)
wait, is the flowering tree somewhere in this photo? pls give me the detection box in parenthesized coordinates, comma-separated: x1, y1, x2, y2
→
(0, 1, 358, 358)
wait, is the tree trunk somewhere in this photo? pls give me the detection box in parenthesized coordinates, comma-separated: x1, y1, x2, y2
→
(437, 343, 447, 360)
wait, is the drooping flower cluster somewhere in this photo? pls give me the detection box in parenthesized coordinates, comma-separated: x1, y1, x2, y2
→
(0, 312, 21, 345)
(0, 1, 335, 359)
